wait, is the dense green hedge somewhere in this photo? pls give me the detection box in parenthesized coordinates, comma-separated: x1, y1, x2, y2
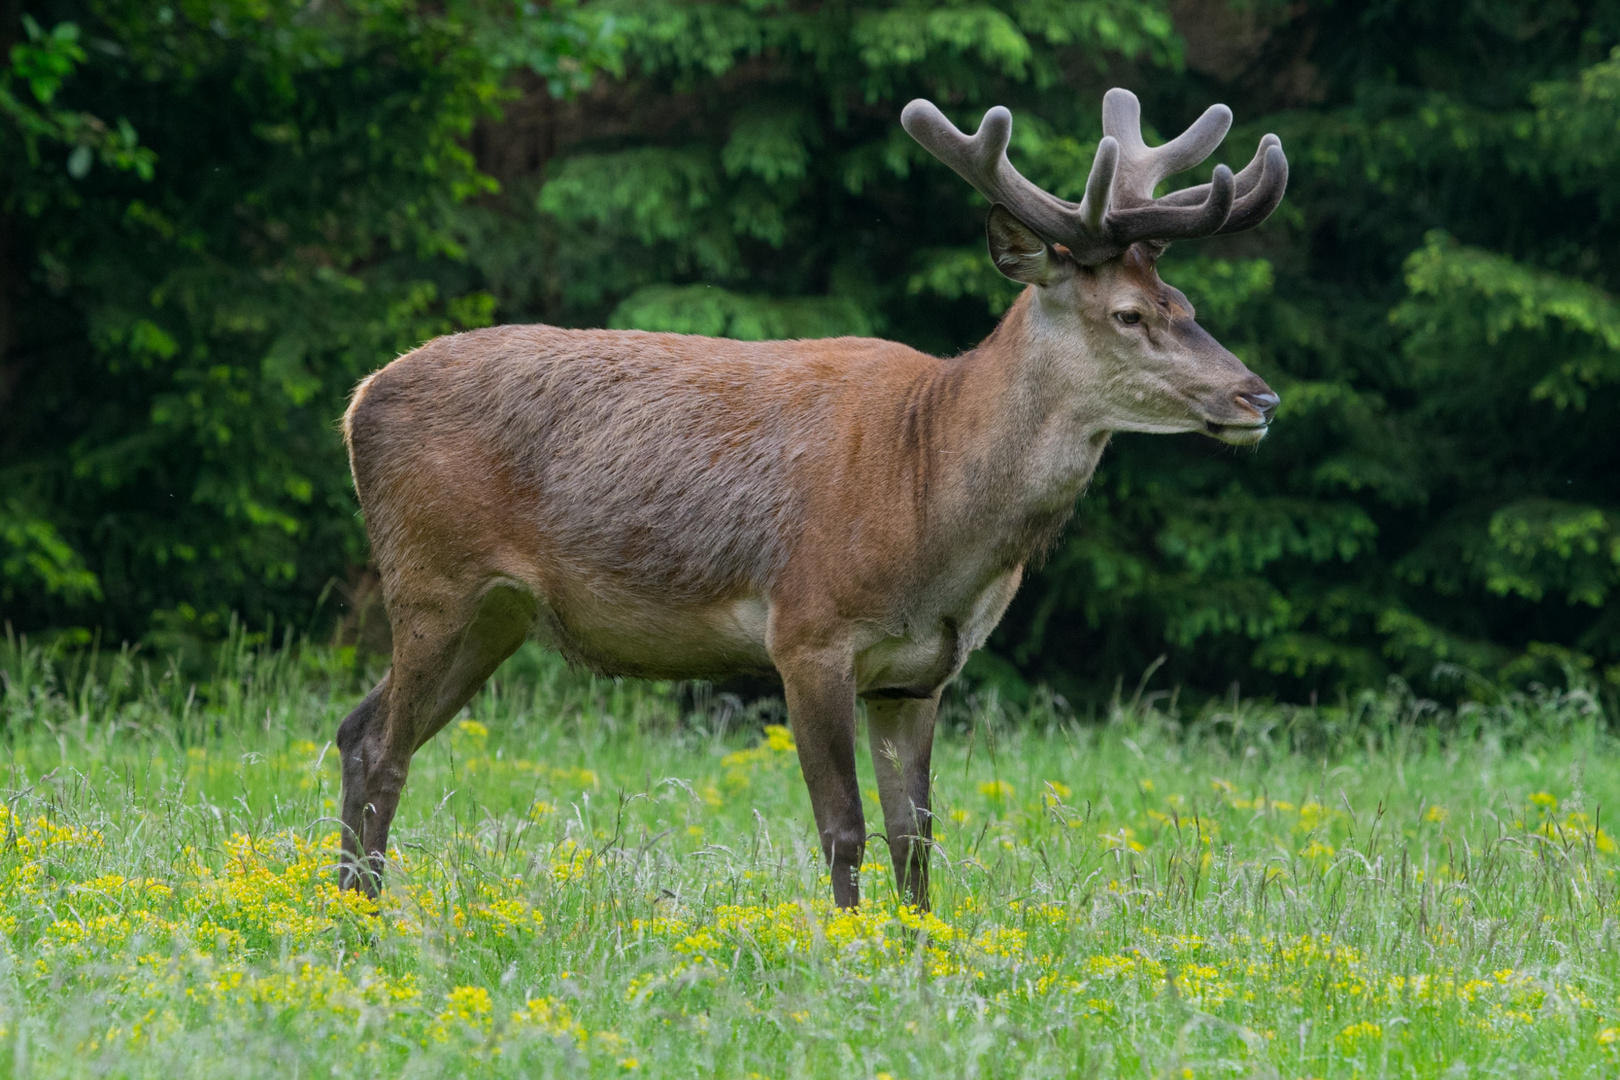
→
(4, 0, 1619, 702)
(0, 0, 614, 646)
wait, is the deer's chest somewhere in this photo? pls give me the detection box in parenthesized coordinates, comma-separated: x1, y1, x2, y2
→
(851, 567, 1023, 696)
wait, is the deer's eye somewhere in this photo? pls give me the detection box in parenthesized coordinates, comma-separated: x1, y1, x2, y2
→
(1114, 311, 1142, 326)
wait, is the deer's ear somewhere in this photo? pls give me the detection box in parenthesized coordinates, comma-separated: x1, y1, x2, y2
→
(986, 205, 1061, 285)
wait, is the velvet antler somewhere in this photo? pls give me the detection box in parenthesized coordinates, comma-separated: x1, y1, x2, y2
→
(902, 88, 1287, 263)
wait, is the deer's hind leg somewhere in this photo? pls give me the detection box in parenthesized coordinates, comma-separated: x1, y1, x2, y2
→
(338, 582, 535, 895)
(337, 674, 390, 889)
(411, 585, 536, 751)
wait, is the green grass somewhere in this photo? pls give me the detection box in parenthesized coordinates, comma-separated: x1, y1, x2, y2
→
(4, 631, 1620, 1078)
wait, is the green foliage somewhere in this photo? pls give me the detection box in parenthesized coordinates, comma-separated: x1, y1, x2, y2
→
(6, 0, 1620, 704)
(0, 497, 100, 604)
(1, 15, 153, 178)
(470, 0, 1620, 701)
(1396, 231, 1620, 412)
(0, 0, 613, 638)
(512, 0, 1181, 354)
(609, 285, 874, 339)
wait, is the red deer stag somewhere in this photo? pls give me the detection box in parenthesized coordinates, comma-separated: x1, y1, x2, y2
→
(337, 88, 1287, 909)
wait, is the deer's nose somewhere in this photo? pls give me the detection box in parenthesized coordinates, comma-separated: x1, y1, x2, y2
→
(1237, 390, 1279, 423)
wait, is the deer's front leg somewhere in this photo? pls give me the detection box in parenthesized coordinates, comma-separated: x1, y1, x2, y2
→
(776, 646, 865, 908)
(866, 693, 938, 909)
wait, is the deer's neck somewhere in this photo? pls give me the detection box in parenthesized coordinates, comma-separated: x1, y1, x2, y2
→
(925, 290, 1110, 564)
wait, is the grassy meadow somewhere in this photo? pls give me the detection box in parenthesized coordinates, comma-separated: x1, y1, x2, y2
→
(3, 632, 1620, 1078)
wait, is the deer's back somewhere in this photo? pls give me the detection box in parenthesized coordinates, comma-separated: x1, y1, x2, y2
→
(344, 324, 933, 606)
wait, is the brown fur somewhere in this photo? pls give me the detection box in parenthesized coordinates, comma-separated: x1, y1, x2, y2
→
(334, 239, 1278, 910)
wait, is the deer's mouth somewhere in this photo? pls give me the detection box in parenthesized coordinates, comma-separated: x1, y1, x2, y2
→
(1204, 420, 1269, 446)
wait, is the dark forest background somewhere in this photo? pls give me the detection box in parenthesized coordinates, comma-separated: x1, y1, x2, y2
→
(3, 0, 1619, 704)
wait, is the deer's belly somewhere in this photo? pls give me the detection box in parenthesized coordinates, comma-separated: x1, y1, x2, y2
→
(534, 568, 1021, 692)
(537, 592, 774, 680)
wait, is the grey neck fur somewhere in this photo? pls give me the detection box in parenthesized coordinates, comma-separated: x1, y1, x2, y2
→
(905, 289, 1110, 572)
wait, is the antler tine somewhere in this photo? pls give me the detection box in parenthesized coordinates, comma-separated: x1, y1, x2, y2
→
(1106, 164, 1235, 248)
(1093, 87, 1247, 248)
(899, 100, 1011, 197)
(1156, 106, 1235, 180)
(1155, 133, 1288, 235)
(1214, 137, 1287, 234)
(1157, 134, 1268, 206)
(1101, 88, 1232, 207)
(903, 100, 1100, 254)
